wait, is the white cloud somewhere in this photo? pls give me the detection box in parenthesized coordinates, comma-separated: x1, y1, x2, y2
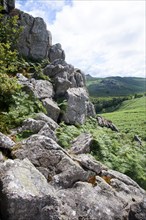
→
(16, 0, 145, 78)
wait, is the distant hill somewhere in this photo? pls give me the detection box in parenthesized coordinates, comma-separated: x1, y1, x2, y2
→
(86, 76, 146, 97)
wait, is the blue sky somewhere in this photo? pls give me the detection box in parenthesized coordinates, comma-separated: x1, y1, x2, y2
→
(16, 0, 145, 78)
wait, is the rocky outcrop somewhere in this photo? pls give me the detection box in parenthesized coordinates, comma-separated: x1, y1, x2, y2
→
(43, 59, 86, 97)
(16, 116, 58, 141)
(0, 128, 145, 219)
(0, 158, 61, 220)
(1, 0, 95, 125)
(0, 0, 15, 13)
(17, 11, 52, 60)
(97, 115, 119, 132)
(17, 74, 54, 100)
(69, 133, 93, 155)
(34, 112, 59, 131)
(42, 98, 60, 122)
(62, 88, 95, 125)
(2, 1, 146, 219)
(48, 43, 65, 62)
(1, 0, 51, 60)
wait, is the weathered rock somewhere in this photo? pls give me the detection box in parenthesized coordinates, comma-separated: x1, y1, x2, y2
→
(18, 11, 52, 60)
(43, 63, 65, 78)
(18, 78, 54, 100)
(11, 135, 62, 174)
(34, 112, 59, 131)
(31, 79, 54, 100)
(54, 76, 72, 97)
(51, 59, 74, 74)
(42, 98, 60, 122)
(2, 131, 146, 220)
(73, 154, 107, 174)
(97, 116, 119, 132)
(43, 59, 87, 99)
(48, 43, 65, 62)
(129, 199, 146, 220)
(86, 101, 96, 117)
(57, 179, 145, 220)
(73, 68, 85, 87)
(19, 118, 46, 134)
(0, 158, 61, 220)
(16, 73, 28, 82)
(70, 133, 93, 155)
(38, 124, 57, 141)
(0, 0, 15, 13)
(51, 156, 95, 189)
(62, 88, 94, 125)
(101, 169, 145, 203)
(133, 135, 142, 146)
(11, 135, 95, 189)
(0, 132, 15, 150)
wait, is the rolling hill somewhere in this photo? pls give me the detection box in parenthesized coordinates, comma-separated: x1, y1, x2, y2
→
(86, 76, 146, 97)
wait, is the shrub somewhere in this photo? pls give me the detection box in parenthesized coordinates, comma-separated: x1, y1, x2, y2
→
(0, 73, 21, 110)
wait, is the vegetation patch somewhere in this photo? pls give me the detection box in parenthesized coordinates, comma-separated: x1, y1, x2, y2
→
(56, 100, 146, 189)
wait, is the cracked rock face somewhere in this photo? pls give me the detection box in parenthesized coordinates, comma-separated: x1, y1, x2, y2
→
(62, 88, 95, 125)
(17, 11, 52, 60)
(0, 130, 146, 220)
(48, 43, 65, 62)
(0, 158, 61, 220)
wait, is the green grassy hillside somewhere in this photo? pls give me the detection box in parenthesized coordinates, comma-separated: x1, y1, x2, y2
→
(102, 96, 146, 141)
(86, 76, 145, 97)
(57, 96, 146, 189)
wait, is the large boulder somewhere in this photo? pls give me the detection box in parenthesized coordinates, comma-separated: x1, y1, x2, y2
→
(2, 132, 146, 220)
(62, 88, 95, 125)
(70, 133, 93, 155)
(38, 124, 57, 141)
(0, 132, 15, 150)
(34, 112, 59, 131)
(56, 165, 145, 220)
(31, 79, 54, 100)
(17, 76, 54, 100)
(11, 135, 95, 188)
(43, 59, 86, 97)
(17, 11, 52, 60)
(42, 98, 60, 122)
(0, 158, 61, 220)
(48, 43, 65, 62)
(19, 118, 46, 134)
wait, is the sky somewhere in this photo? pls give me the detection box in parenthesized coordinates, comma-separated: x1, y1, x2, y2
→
(16, 0, 145, 78)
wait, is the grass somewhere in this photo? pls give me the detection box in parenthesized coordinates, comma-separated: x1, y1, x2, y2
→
(102, 96, 146, 141)
(56, 97, 146, 189)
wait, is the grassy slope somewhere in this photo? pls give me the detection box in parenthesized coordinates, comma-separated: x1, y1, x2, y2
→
(102, 96, 146, 141)
(57, 97, 146, 189)
(86, 76, 146, 97)
(101, 96, 146, 188)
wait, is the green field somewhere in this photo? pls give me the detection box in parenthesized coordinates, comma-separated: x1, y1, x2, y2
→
(102, 96, 146, 141)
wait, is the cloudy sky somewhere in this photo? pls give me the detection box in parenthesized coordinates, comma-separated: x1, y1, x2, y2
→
(16, 0, 145, 78)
